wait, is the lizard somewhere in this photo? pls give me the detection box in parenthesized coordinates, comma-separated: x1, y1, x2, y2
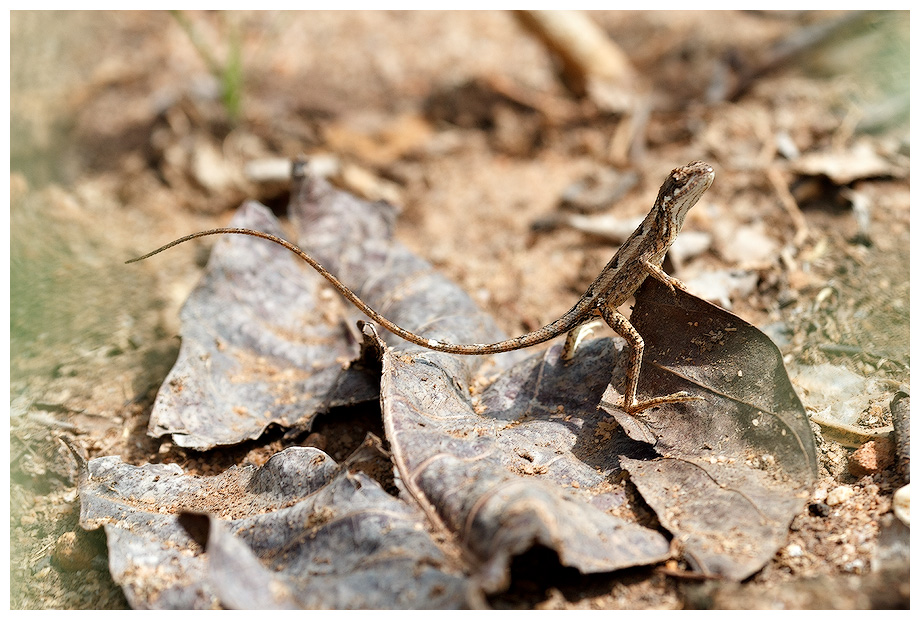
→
(128, 160, 715, 413)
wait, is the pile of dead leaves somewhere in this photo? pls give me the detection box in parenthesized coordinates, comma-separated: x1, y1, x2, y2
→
(70, 166, 817, 609)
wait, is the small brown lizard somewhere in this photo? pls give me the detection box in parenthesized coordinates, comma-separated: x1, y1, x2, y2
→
(129, 161, 714, 413)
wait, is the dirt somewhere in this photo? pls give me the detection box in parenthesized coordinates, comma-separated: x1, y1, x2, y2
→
(9, 10, 909, 609)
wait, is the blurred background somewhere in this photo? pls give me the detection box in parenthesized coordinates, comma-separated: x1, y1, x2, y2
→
(9, 10, 909, 609)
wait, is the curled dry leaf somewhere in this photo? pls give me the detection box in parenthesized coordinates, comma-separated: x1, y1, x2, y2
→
(603, 278, 818, 580)
(890, 392, 909, 482)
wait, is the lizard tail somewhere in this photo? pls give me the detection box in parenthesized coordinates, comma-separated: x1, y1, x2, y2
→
(127, 228, 582, 355)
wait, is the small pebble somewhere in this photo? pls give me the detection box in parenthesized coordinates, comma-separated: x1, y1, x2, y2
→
(826, 485, 854, 506)
(843, 558, 866, 573)
(848, 438, 895, 477)
(786, 544, 803, 557)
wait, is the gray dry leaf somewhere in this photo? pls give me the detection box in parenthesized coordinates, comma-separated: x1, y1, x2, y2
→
(147, 200, 379, 449)
(603, 278, 818, 580)
(380, 333, 671, 593)
(73, 445, 472, 609)
(83, 168, 819, 607)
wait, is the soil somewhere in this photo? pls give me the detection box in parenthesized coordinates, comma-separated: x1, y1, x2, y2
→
(9, 10, 909, 610)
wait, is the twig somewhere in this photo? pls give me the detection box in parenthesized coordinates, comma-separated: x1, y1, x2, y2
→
(767, 167, 809, 247)
(811, 412, 892, 448)
(728, 11, 873, 102)
(514, 10, 638, 112)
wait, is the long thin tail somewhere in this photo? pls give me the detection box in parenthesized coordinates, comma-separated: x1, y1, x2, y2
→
(128, 228, 584, 354)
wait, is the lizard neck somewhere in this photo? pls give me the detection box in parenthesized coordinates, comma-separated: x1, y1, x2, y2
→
(652, 200, 681, 260)
(656, 175, 697, 234)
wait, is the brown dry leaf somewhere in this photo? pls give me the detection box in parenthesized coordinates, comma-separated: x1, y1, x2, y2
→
(323, 111, 435, 168)
(791, 140, 906, 185)
(515, 10, 638, 112)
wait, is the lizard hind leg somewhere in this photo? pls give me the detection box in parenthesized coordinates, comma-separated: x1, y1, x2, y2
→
(598, 303, 699, 413)
(561, 317, 604, 361)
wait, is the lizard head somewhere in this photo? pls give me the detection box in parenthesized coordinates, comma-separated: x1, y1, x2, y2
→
(657, 161, 715, 231)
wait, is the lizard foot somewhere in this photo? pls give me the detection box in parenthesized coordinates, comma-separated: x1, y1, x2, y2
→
(664, 275, 688, 295)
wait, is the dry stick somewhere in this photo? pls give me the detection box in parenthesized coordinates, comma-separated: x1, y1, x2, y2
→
(767, 167, 809, 247)
(513, 10, 649, 164)
(514, 10, 637, 107)
(727, 11, 872, 102)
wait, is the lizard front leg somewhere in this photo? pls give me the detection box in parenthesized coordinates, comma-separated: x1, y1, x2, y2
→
(642, 259, 687, 295)
(597, 302, 699, 413)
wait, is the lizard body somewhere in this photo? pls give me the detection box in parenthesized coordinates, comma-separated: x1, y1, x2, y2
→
(129, 161, 714, 412)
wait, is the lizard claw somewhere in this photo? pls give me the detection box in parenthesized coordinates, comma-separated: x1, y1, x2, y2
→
(670, 276, 688, 292)
(663, 276, 688, 296)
